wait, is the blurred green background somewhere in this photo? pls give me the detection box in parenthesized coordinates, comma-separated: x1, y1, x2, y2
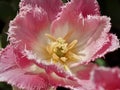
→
(0, 0, 120, 90)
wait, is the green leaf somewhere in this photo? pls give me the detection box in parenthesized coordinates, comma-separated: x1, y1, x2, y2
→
(95, 58, 106, 66)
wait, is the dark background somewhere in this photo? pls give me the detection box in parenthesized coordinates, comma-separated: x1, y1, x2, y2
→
(0, 0, 120, 90)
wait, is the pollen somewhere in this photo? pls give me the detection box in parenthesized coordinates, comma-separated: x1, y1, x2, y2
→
(45, 32, 80, 71)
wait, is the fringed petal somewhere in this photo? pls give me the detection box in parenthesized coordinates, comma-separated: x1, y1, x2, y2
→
(92, 67, 120, 90)
(8, 5, 49, 49)
(0, 45, 17, 73)
(92, 34, 120, 62)
(20, 0, 63, 22)
(51, 13, 119, 65)
(0, 69, 49, 90)
(0, 45, 49, 90)
(0, 44, 32, 71)
(0, 45, 92, 90)
(51, 0, 100, 38)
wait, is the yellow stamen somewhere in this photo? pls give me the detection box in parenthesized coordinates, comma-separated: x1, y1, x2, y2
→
(46, 46, 52, 54)
(67, 40, 78, 50)
(45, 33, 81, 73)
(45, 34, 56, 41)
(67, 51, 80, 61)
(64, 30, 74, 40)
(64, 65, 72, 74)
(60, 57, 67, 62)
(52, 53, 59, 61)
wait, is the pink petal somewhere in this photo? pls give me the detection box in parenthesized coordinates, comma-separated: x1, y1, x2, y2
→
(8, 0, 63, 61)
(51, 0, 100, 38)
(71, 63, 120, 90)
(34, 62, 97, 90)
(0, 45, 91, 90)
(0, 45, 17, 72)
(92, 34, 120, 61)
(76, 16, 119, 64)
(80, 16, 117, 63)
(51, 13, 119, 65)
(8, 5, 49, 50)
(0, 45, 49, 90)
(92, 67, 120, 90)
(70, 63, 97, 80)
(0, 69, 49, 90)
(20, 0, 63, 22)
(0, 45, 32, 72)
(59, 0, 100, 19)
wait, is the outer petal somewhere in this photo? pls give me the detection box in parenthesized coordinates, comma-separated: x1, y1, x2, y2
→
(77, 16, 119, 64)
(0, 69, 49, 90)
(51, 0, 100, 38)
(70, 63, 97, 80)
(0, 45, 54, 90)
(8, 5, 49, 49)
(20, 0, 63, 22)
(0, 45, 92, 90)
(34, 62, 97, 90)
(59, 0, 100, 19)
(0, 45, 17, 73)
(0, 45, 48, 90)
(92, 34, 120, 62)
(92, 67, 120, 90)
(8, 0, 63, 63)
(71, 63, 120, 90)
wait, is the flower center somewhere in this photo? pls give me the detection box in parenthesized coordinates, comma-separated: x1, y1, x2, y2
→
(45, 33, 80, 67)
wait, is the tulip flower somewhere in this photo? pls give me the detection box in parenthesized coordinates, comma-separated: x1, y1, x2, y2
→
(0, 0, 119, 90)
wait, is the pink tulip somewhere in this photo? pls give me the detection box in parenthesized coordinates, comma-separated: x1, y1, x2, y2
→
(75, 63, 120, 90)
(92, 66, 120, 90)
(0, 0, 119, 90)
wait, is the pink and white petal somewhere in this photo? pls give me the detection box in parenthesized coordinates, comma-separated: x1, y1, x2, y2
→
(78, 16, 111, 45)
(92, 67, 120, 90)
(47, 70, 96, 90)
(0, 44, 32, 72)
(0, 45, 49, 90)
(22, 63, 93, 90)
(0, 48, 93, 90)
(0, 69, 49, 90)
(70, 63, 97, 80)
(0, 45, 17, 72)
(48, 72, 80, 89)
(51, 16, 108, 44)
(70, 63, 120, 90)
(0, 45, 99, 90)
(13, 47, 33, 68)
(20, 0, 63, 22)
(52, 14, 116, 65)
(59, 0, 100, 19)
(92, 34, 120, 61)
(34, 62, 97, 90)
(0, 44, 91, 90)
(71, 16, 115, 64)
(8, 5, 49, 50)
(51, 0, 100, 38)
